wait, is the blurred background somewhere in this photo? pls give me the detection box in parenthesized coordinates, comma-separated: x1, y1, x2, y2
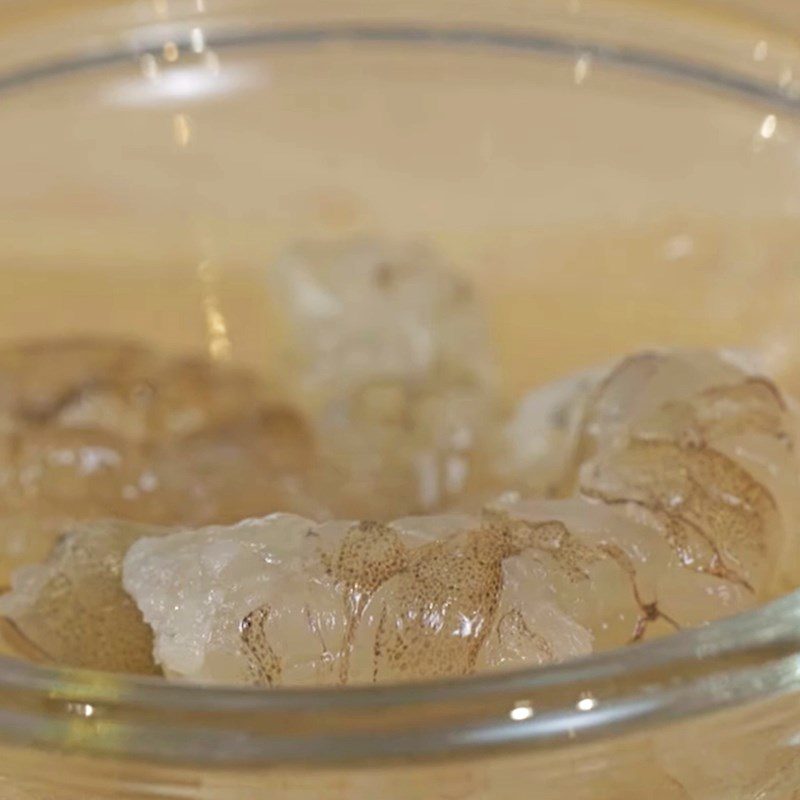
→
(1, 0, 800, 403)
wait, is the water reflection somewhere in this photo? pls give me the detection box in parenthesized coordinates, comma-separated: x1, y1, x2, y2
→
(191, 27, 206, 54)
(197, 260, 232, 362)
(760, 114, 778, 140)
(172, 112, 191, 147)
(509, 701, 534, 721)
(109, 62, 250, 106)
(574, 54, 590, 85)
(576, 695, 597, 712)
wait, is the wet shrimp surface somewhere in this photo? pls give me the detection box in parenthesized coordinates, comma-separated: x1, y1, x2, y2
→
(1, 239, 798, 685)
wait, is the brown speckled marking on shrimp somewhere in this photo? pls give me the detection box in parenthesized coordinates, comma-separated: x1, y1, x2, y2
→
(584, 438, 778, 591)
(369, 515, 607, 683)
(241, 605, 282, 687)
(371, 526, 510, 682)
(328, 520, 409, 684)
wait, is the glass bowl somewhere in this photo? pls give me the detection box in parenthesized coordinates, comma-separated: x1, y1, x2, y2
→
(2, 0, 800, 797)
